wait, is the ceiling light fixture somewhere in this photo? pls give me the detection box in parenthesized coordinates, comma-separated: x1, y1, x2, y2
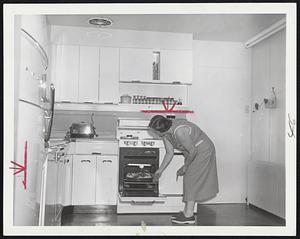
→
(88, 17, 113, 27)
(86, 17, 113, 39)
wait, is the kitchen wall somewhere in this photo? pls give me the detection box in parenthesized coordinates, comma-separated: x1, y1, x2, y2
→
(50, 25, 192, 50)
(250, 29, 286, 165)
(247, 29, 286, 218)
(50, 25, 192, 138)
(51, 111, 187, 139)
(188, 40, 251, 203)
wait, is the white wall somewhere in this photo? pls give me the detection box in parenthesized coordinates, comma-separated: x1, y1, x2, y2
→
(188, 40, 251, 203)
(50, 25, 192, 50)
(251, 29, 286, 165)
(247, 29, 286, 218)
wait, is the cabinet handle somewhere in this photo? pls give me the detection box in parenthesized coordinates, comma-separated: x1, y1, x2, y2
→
(131, 80, 141, 83)
(83, 101, 94, 104)
(103, 102, 114, 104)
(172, 81, 181, 84)
(130, 200, 160, 205)
(102, 159, 112, 163)
(81, 159, 91, 163)
(92, 152, 102, 155)
(174, 152, 183, 155)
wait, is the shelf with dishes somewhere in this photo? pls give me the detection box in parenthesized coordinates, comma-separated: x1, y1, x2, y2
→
(54, 101, 191, 112)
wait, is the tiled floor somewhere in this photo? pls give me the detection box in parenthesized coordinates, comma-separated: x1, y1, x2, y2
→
(61, 204, 285, 226)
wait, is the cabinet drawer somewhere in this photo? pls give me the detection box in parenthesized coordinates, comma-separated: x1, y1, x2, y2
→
(75, 141, 118, 155)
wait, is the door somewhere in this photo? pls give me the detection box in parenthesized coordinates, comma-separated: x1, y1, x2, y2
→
(159, 149, 184, 195)
(96, 155, 118, 205)
(54, 45, 79, 102)
(120, 48, 153, 83)
(160, 50, 192, 84)
(99, 47, 119, 104)
(78, 46, 99, 103)
(72, 155, 96, 205)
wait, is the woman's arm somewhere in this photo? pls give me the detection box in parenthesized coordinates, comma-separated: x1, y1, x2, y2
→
(157, 136, 174, 173)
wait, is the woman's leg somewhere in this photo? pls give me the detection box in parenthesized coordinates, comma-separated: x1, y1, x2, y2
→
(184, 201, 195, 217)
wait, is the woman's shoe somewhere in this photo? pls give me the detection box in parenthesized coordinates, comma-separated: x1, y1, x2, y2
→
(171, 213, 196, 225)
(171, 211, 184, 219)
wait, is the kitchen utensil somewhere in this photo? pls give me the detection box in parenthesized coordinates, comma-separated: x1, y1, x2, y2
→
(69, 121, 97, 138)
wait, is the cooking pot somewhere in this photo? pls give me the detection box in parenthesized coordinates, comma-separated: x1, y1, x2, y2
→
(69, 121, 97, 138)
(120, 94, 132, 104)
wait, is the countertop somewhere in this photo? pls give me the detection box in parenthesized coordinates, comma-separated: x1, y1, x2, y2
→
(49, 136, 118, 146)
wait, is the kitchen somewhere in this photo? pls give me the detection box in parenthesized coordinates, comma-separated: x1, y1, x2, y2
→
(4, 3, 297, 236)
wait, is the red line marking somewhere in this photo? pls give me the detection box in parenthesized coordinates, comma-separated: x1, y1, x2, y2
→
(168, 101, 177, 111)
(10, 160, 24, 168)
(9, 167, 22, 170)
(162, 100, 168, 111)
(14, 169, 24, 175)
(22, 141, 27, 190)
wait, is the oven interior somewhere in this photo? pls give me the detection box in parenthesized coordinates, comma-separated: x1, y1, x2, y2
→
(119, 148, 159, 197)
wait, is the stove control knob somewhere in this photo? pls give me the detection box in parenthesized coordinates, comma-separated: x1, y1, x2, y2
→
(124, 141, 129, 146)
(141, 141, 146, 146)
(150, 142, 155, 146)
(133, 141, 138, 146)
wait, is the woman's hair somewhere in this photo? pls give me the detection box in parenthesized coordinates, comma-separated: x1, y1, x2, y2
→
(148, 115, 172, 133)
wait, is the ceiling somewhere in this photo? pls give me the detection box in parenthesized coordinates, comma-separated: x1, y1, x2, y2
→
(47, 14, 285, 42)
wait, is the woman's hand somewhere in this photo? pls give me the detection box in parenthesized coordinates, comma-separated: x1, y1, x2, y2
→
(153, 169, 162, 182)
(177, 165, 188, 177)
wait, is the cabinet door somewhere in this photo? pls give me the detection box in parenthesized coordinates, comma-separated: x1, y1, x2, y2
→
(99, 47, 119, 104)
(160, 50, 192, 84)
(72, 155, 96, 205)
(96, 156, 118, 205)
(120, 48, 153, 83)
(54, 45, 79, 102)
(78, 46, 99, 103)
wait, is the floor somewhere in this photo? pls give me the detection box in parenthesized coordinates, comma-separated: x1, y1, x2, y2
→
(61, 204, 285, 226)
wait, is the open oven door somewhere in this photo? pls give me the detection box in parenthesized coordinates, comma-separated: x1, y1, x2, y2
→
(117, 194, 167, 214)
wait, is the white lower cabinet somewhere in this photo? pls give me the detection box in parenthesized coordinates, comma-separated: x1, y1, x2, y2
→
(96, 155, 118, 205)
(72, 155, 96, 205)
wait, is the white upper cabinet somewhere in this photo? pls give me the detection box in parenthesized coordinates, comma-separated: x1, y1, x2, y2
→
(53, 45, 79, 102)
(160, 50, 193, 84)
(78, 46, 99, 103)
(120, 48, 153, 83)
(99, 47, 119, 104)
(52, 45, 120, 104)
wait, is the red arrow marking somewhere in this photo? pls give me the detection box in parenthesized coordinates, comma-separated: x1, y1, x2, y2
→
(162, 100, 168, 111)
(168, 101, 177, 111)
(10, 160, 24, 168)
(9, 141, 27, 190)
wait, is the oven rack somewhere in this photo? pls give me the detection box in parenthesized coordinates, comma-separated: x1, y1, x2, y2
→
(124, 180, 156, 184)
(123, 187, 157, 191)
(124, 178, 154, 182)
